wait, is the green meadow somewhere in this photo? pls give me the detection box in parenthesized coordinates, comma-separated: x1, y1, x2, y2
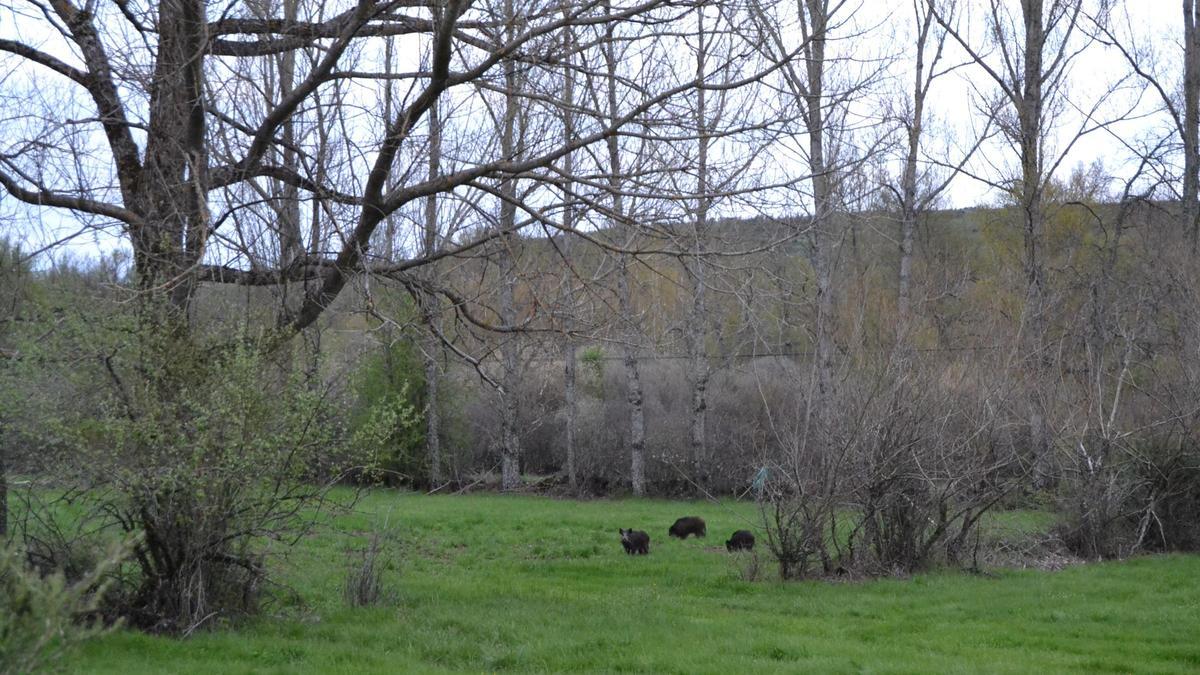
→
(66, 493, 1200, 674)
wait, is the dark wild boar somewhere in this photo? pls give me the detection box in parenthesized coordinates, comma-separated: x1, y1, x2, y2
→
(668, 516, 707, 539)
(619, 528, 650, 555)
(725, 530, 755, 552)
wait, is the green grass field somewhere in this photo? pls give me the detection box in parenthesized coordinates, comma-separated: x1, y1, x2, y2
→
(66, 492, 1200, 673)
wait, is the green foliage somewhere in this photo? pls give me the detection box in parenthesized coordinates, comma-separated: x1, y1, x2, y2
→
(351, 338, 426, 485)
(579, 345, 604, 368)
(351, 381, 421, 483)
(0, 239, 32, 317)
(579, 346, 605, 394)
(4, 302, 365, 633)
(61, 493, 1200, 673)
(1, 541, 126, 675)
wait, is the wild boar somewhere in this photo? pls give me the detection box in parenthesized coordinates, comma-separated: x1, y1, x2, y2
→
(619, 528, 650, 555)
(668, 516, 707, 539)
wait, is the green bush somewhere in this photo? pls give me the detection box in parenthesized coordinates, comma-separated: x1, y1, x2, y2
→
(0, 541, 125, 675)
(351, 338, 426, 486)
(5, 308, 370, 634)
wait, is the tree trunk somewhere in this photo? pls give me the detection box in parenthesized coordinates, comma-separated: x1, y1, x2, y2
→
(687, 278, 709, 482)
(897, 206, 915, 330)
(897, 6, 932, 333)
(0, 426, 7, 538)
(499, 245, 521, 491)
(804, 2, 836, 449)
(687, 6, 711, 485)
(620, 260, 647, 497)
(135, 0, 210, 317)
(1020, 0, 1051, 487)
(424, 340, 443, 485)
(424, 65, 445, 485)
(898, 2, 947, 340)
(1185, 0, 1200, 248)
(603, 0, 646, 496)
(561, 16, 579, 491)
(275, 0, 303, 270)
(563, 338, 578, 489)
(499, 0, 522, 491)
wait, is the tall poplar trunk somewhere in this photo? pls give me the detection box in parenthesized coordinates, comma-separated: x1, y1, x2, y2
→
(897, 8, 935, 332)
(561, 18, 579, 490)
(1185, 1, 1200, 248)
(602, 0, 645, 495)
(687, 6, 711, 484)
(498, 0, 522, 491)
(1015, 0, 1051, 486)
(803, 1, 836, 447)
(422, 254, 443, 488)
(423, 33, 445, 485)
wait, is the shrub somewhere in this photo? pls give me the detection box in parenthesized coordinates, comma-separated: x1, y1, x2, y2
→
(342, 528, 399, 608)
(351, 338, 428, 486)
(5, 312, 371, 634)
(0, 541, 126, 675)
(352, 384, 422, 486)
(757, 353, 1016, 579)
(729, 549, 764, 582)
(1058, 437, 1200, 559)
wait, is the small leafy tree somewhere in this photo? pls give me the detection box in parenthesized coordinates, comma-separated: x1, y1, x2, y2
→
(5, 301, 371, 633)
(352, 338, 427, 485)
(352, 380, 423, 486)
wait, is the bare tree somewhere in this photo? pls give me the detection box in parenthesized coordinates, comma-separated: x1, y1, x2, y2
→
(560, 15, 580, 491)
(0, 0, 775, 332)
(497, 0, 524, 491)
(1186, 1, 1200, 247)
(587, 0, 646, 495)
(746, 0, 886, 455)
(1086, 2, 1200, 247)
(686, 2, 713, 485)
(934, 0, 1094, 485)
(423, 52, 446, 487)
(894, 0, 951, 329)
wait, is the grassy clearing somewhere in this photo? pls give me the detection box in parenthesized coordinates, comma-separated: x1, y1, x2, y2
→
(66, 492, 1200, 674)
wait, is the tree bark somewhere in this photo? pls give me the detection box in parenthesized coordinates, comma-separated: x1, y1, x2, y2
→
(1185, 0, 1200, 248)
(603, 0, 646, 496)
(275, 0, 303, 270)
(897, 5, 936, 332)
(561, 18, 579, 491)
(499, 0, 522, 491)
(0, 425, 7, 538)
(424, 341, 443, 484)
(688, 5, 711, 485)
(423, 52, 445, 485)
(804, 0, 836, 447)
(136, 0, 210, 316)
(1019, 0, 1051, 487)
